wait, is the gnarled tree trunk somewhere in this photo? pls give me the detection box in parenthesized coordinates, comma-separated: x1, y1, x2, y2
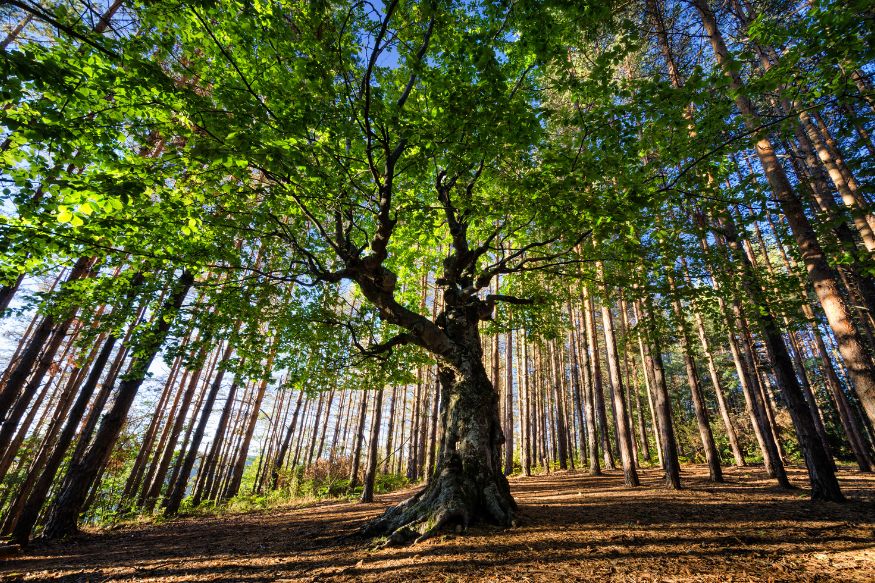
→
(362, 309, 514, 545)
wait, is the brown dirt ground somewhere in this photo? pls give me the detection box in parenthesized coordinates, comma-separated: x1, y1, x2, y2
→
(1, 465, 874, 582)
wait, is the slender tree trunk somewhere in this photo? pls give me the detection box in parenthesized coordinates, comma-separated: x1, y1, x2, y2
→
(0, 257, 93, 435)
(224, 361, 273, 499)
(360, 388, 384, 503)
(194, 372, 242, 506)
(568, 313, 589, 468)
(620, 298, 651, 463)
(666, 272, 723, 482)
(695, 0, 854, 502)
(140, 355, 206, 511)
(636, 297, 681, 489)
(382, 387, 397, 474)
(42, 270, 193, 538)
(349, 391, 369, 490)
(270, 389, 304, 490)
(596, 267, 639, 486)
(164, 337, 236, 515)
(504, 329, 515, 475)
(583, 286, 613, 470)
(520, 337, 531, 476)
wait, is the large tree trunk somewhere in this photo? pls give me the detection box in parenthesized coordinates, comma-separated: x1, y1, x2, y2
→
(362, 313, 514, 545)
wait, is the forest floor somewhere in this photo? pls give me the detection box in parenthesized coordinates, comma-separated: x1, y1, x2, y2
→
(1, 465, 874, 582)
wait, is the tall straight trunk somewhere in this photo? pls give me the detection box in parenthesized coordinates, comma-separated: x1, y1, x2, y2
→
(328, 389, 348, 466)
(811, 327, 875, 472)
(139, 365, 190, 503)
(567, 314, 588, 467)
(163, 340, 221, 496)
(635, 317, 663, 466)
(636, 297, 681, 489)
(42, 270, 193, 539)
(690, 301, 745, 468)
(314, 389, 336, 463)
(504, 329, 514, 475)
(304, 391, 327, 469)
(744, 215, 836, 466)
(164, 335, 237, 516)
(531, 347, 542, 469)
(121, 355, 183, 503)
(4, 331, 118, 543)
(0, 257, 93, 434)
(695, 0, 851, 501)
(2, 273, 143, 545)
(0, 333, 94, 513)
(596, 271, 639, 486)
(558, 343, 577, 470)
(224, 355, 274, 499)
(767, 213, 875, 472)
(620, 298, 651, 463)
(520, 336, 532, 476)
(407, 374, 421, 481)
(697, 224, 789, 483)
(426, 372, 440, 479)
(382, 387, 397, 473)
(260, 388, 290, 487)
(290, 397, 313, 469)
(577, 304, 601, 475)
(194, 372, 242, 506)
(583, 286, 614, 469)
(216, 382, 253, 499)
(349, 391, 369, 490)
(798, 109, 875, 251)
(270, 389, 304, 490)
(417, 374, 431, 478)
(549, 342, 569, 470)
(395, 387, 407, 475)
(666, 272, 723, 482)
(360, 388, 384, 503)
(0, 323, 74, 460)
(140, 355, 207, 510)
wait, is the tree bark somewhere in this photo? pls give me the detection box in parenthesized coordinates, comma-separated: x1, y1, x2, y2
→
(583, 285, 613, 470)
(42, 270, 193, 539)
(693, 0, 845, 502)
(362, 309, 514, 544)
(596, 268, 639, 486)
(349, 391, 370, 490)
(164, 336, 236, 515)
(360, 388, 384, 503)
(666, 272, 723, 482)
(636, 297, 681, 489)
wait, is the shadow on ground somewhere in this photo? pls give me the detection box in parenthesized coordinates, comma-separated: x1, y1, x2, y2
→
(1, 466, 873, 582)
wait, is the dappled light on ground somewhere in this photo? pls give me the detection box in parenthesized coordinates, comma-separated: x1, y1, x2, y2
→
(2, 466, 873, 582)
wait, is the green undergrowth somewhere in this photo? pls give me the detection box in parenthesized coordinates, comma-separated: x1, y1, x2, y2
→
(126, 471, 412, 529)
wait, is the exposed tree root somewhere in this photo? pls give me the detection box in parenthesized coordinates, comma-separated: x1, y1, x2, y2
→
(361, 453, 516, 546)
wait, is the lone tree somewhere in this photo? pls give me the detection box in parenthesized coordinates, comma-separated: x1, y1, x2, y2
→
(1, 0, 607, 543)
